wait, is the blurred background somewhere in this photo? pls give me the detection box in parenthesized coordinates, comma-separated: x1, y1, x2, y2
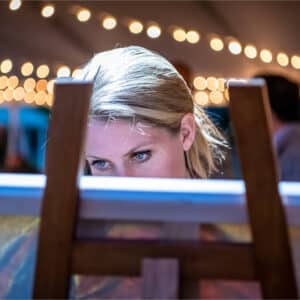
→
(1, 0, 300, 176)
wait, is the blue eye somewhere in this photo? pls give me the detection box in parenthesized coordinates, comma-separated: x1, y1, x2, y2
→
(132, 150, 151, 163)
(91, 160, 111, 170)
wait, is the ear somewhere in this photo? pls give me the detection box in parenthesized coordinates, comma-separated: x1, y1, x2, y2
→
(179, 113, 196, 151)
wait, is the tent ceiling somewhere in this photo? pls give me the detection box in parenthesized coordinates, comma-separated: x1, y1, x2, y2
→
(1, 1, 300, 81)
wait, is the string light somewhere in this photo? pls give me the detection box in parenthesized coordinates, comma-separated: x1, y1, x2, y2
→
(291, 55, 300, 69)
(36, 79, 47, 92)
(194, 91, 209, 106)
(128, 21, 143, 34)
(21, 62, 34, 76)
(46, 93, 53, 106)
(186, 30, 200, 44)
(57, 66, 71, 77)
(7, 76, 19, 89)
(217, 78, 225, 92)
(209, 37, 224, 51)
(13, 86, 25, 101)
(207, 76, 218, 91)
(35, 91, 47, 105)
(47, 79, 55, 94)
(71, 68, 82, 78)
(77, 8, 91, 22)
(36, 64, 50, 78)
(41, 4, 55, 18)
(209, 90, 223, 104)
(9, 0, 22, 11)
(3, 88, 13, 101)
(24, 91, 35, 103)
(260, 49, 272, 63)
(193, 76, 207, 90)
(0, 76, 8, 90)
(228, 40, 242, 55)
(277, 53, 289, 67)
(147, 24, 161, 39)
(0, 59, 13, 74)
(172, 28, 186, 42)
(102, 16, 117, 30)
(244, 44, 257, 59)
(24, 78, 36, 92)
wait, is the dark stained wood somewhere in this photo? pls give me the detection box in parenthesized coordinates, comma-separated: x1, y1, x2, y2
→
(229, 82, 298, 298)
(33, 80, 298, 299)
(71, 239, 257, 280)
(33, 82, 92, 299)
(142, 258, 179, 299)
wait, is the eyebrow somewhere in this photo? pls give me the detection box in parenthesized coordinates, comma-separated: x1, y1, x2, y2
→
(85, 142, 154, 160)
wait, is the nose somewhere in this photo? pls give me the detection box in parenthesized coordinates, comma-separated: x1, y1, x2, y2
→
(114, 166, 135, 177)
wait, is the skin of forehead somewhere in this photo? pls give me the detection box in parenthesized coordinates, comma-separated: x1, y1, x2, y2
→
(85, 118, 178, 158)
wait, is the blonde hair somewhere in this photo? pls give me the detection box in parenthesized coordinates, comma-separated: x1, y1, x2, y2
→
(77, 46, 225, 178)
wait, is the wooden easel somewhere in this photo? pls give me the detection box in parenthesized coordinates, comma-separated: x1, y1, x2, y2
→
(33, 79, 298, 299)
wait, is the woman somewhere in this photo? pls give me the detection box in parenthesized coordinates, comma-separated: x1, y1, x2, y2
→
(1, 46, 229, 299)
(71, 46, 229, 298)
(81, 46, 224, 179)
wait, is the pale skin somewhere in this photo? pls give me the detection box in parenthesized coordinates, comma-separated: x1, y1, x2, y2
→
(85, 113, 196, 178)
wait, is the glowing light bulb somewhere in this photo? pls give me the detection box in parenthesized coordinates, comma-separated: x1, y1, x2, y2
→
(172, 28, 186, 42)
(46, 94, 53, 106)
(41, 4, 55, 18)
(47, 79, 55, 94)
(24, 78, 36, 92)
(207, 77, 218, 91)
(37, 65, 50, 79)
(57, 66, 71, 77)
(228, 41, 242, 55)
(193, 76, 207, 90)
(147, 25, 161, 39)
(129, 21, 143, 34)
(36, 79, 47, 92)
(24, 91, 35, 103)
(217, 78, 225, 92)
(102, 16, 117, 30)
(277, 53, 289, 67)
(291, 55, 300, 69)
(21, 62, 34, 76)
(77, 9, 91, 22)
(4, 88, 13, 102)
(9, 0, 22, 11)
(260, 49, 272, 63)
(186, 30, 200, 44)
(35, 91, 47, 105)
(13, 87, 25, 101)
(7, 76, 19, 89)
(0, 76, 8, 90)
(194, 91, 209, 106)
(72, 68, 83, 78)
(209, 91, 224, 104)
(210, 37, 224, 51)
(0, 59, 13, 74)
(244, 45, 257, 59)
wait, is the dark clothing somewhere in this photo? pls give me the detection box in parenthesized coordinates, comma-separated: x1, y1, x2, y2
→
(274, 123, 300, 181)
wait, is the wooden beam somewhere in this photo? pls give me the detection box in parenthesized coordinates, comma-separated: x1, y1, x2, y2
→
(33, 82, 92, 299)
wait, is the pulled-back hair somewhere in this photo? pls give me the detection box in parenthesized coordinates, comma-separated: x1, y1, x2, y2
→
(77, 46, 225, 178)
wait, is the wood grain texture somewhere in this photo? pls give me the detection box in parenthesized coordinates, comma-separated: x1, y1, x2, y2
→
(33, 82, 92, 299)
(229, 83, 298, 298)
(71, 239, 256, 280)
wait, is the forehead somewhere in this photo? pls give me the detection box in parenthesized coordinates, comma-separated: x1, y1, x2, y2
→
(85, 118, 174, 154)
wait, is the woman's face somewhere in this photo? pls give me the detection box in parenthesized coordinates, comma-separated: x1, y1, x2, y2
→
(85, 117, 194, 178)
